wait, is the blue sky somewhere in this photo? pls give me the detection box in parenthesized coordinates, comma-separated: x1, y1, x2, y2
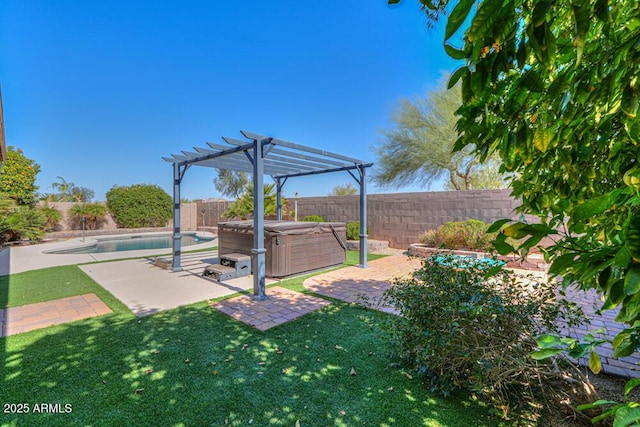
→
(1, 1, 458, 201)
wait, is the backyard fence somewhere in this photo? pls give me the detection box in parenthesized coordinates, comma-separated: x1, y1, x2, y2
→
(45, 189, 525, 249)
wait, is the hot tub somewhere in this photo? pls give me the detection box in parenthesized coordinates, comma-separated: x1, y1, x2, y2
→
(217, 220, 347, 277)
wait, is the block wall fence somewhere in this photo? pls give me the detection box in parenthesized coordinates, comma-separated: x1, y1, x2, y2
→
(45, 190, 524, 248)
(194, 189, 524, 249)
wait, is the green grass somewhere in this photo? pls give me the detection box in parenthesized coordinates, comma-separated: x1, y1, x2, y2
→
(0, 252, 500, 426)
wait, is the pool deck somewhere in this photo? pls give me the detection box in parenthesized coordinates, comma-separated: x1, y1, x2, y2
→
(0, 232, 218, 276)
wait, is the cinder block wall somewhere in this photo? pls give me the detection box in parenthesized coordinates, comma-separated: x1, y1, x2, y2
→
(296, 189, 522, 249)
(188, 189, 524, 249)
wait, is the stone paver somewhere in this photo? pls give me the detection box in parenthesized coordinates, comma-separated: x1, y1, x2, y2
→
(208, 286, 331, 331)
(304, 255, 423, 313)
(0, 293, 112, 337)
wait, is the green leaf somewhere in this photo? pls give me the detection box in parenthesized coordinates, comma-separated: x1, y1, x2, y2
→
(611, 330, 636, 358)
(576, 399, 619, 412)
(467, 0, 500, 42)
(615, 292, 640, 323)
(503, 222, 529, 239)
(602, 279, 626, 310)
(549, 253, 577, 275)
(624, 378, 640, 397)
(530, 348, 563, 360)
(491, 237, 515, 255)
(444, 43, 467, 60)
(613, 405, 640, 427)
(624, 265, 640, 295)
(448, 66, 468, 89)
(536, 334, 562, 348)
(532, 0, 552, 27)
(589, 350, 602, 374)
(521, 69, 545, 93)
(445, 0, 475, 41)
(572, 190, 621, 223)
(533, 127, 551, 152)
(486, 218, 512, 233)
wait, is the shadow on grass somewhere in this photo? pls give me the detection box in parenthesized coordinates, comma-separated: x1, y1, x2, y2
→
(1, 301, 494, 426)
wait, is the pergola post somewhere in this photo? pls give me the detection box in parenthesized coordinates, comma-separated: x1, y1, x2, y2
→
(358, 165, 368, 269)
(252, 139, 267, 300)
(276, 177, 283, 221)
(172, 162, 183, 272)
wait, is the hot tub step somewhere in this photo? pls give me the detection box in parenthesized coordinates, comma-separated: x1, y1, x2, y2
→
(203, 265, 236, 281)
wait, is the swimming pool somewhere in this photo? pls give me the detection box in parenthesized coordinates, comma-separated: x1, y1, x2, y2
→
(47, 233, 213, 254)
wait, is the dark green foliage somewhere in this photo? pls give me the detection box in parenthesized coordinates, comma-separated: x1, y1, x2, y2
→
(106, 184, 172, 228)
(382, 253, 587, 420)
(38, 202, 62, 231)
(0, 193, 45, 243)
(222, 183, 285, 220)
(302, 215, 325, 222)
(346, 221, 366, 240)
(420, 219, 494, 251)
(69, 203, 108, 230)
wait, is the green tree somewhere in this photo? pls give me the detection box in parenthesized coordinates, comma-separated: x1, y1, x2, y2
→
(222, 183, 284, 220)
(50, 176, 73, 199)
(0, 146, 40, 205)
(398, 0, 640, 422)
(49, 176, 94, 202)
(373, 79, 505, 190)
(329, 183, 358, 196)
(106, 184, 173, 228)
(213, 169, 249, 199)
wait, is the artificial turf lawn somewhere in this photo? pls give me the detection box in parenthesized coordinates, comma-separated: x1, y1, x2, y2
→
(0, 253, 498, 426)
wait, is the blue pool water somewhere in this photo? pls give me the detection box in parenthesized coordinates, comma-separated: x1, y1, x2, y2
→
(49, 234, 213, 254)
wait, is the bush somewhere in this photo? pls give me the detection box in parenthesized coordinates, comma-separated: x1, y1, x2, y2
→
(419, 219, 494, 251)
(381, 253, 590, 420)
(106, 184, 173, 228)
(346, 221, 367, 240)
(302, 215, 324, 222)
(38, 202, 62, 231)
(69, 203, 108, 230)
(0, 194, 45, 243)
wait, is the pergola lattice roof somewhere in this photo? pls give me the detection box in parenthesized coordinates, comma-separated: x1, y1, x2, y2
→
(163, 130, 372, 179)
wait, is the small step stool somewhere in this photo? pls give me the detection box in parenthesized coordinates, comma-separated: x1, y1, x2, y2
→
(203, 253, 251, 281)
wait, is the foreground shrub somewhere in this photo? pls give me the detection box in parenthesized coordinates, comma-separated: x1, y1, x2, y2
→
(302, 215, 324, 222)
(0, 194, 45, 243)
(106, 184, 172, 228)
(420, 219, 494, 251)
(347, 221, 367, 240)
(382, 254, 593, 421)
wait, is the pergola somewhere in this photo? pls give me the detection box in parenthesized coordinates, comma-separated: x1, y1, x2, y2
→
(163, 130, 373, 300)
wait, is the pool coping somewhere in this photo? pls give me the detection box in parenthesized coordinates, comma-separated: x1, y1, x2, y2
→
(42, 231, 213, 255)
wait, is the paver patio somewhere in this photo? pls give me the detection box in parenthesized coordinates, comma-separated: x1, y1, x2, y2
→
(0, 293, 111, 337)
(208, 286, 331, 331)
(303, 255, 423, 313)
